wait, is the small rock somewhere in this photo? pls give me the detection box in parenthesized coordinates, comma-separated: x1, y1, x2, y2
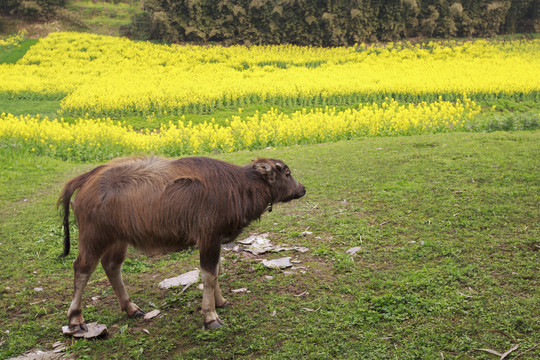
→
(242, 251, 258, 259)
(51, 341, 65, 353)
(222, 243, 241, 252)
(346, 246, 361, 255)
(197, 283, 204, 290)
(34, 287, 43, 292)
(264, 275, 274, 280)
(231, 288, 248, 293)
(143, 309, 160, 320)
(244, 248, 270, 255)
(274, 246, 293, 252)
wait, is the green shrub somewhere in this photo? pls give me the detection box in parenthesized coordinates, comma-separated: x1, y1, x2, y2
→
(123, 0, 539, 45)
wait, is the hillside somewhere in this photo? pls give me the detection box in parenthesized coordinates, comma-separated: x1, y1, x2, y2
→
(0, 0, 138, 38)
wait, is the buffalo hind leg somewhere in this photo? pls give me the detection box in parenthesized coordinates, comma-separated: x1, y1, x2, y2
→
(67, 252, 100, 334)
(200, 245, 226, 329)
(101, 242, 145, 318)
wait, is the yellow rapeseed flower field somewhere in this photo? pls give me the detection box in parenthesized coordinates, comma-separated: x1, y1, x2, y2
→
(0, 98, 481, 160)
(0, 32, 538, 116)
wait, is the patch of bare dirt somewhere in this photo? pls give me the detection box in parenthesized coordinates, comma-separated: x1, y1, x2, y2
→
(1, 16, 66, 38)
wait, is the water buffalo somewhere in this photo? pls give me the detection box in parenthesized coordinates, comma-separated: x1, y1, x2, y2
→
(58, 156, 305, 331)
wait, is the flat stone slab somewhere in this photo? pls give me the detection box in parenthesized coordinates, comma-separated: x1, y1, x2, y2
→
(62, 322, 107, 338)
(9, 349, 64, 360)
(240, 233, 275, 255)
(226, 233, 310, 255)
(143, 309, 161, 320)
(238, 233, 270, 245)
(262, 257, 293, 269)
(159, 269, 200, 289)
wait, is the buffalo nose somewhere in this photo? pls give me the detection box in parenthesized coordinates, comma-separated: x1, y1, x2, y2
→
(297, 184, 306, 198)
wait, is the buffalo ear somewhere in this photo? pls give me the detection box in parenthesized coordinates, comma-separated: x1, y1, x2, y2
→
(254, 162, 276, 183)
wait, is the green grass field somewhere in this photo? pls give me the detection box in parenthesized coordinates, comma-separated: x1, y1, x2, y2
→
(1, 130, 538, 359)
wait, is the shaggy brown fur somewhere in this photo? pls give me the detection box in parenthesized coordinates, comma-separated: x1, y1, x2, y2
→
(58, 156, 305, 330)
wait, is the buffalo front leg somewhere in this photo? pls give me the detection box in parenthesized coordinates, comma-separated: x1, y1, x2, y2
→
(200, 245, 226, 329)
(101, 243, 145, 318)
(201, 268, 223, 329)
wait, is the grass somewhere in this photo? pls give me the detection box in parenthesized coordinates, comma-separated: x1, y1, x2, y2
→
(0, 98, 61, 118)
(1, 130, 538, 359)
(0, 39, 38, 64)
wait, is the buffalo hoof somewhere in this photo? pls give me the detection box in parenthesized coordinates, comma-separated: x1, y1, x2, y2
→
(204, 320, 223, 330)
(216, 300, 230, 308)
(129, 309, 146, 318)
(64, 322, 88, 335)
